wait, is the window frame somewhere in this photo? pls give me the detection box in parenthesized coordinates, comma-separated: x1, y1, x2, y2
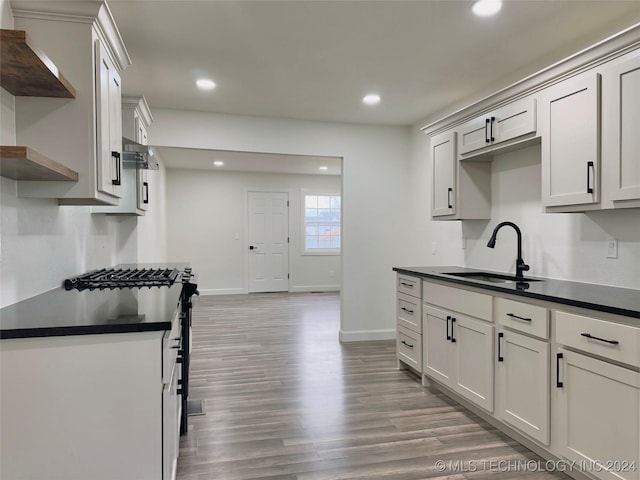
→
(301, 191, 341, 256)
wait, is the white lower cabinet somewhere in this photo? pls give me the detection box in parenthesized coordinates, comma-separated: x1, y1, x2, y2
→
(496, 329, 550, 445)
(423, 304, 494, 412)
(556, 347, 640, 480)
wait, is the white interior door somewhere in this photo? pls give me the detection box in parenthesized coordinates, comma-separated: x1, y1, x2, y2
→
(248, 191, 289, 293)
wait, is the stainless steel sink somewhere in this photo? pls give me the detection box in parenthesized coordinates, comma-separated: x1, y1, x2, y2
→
(443, 271, 542, 283)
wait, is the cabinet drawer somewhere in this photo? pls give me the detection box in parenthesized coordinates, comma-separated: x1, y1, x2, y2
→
(496, 297, 548, 339)
(397, 292, 422, 334)
(397, 274, 421, 298)
(397, 326, 422, 372)
(423, 281, 492, 321)
(555, 311, 640, 368)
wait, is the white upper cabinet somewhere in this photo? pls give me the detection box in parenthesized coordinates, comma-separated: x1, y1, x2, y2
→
(601, 50, 640, 208)
(13, 2, 131, 205)
(430, 130, 491, 220)
(431, 131, 456, 217)
(541, 72, 600, 209)
(458, 97, 537, 159)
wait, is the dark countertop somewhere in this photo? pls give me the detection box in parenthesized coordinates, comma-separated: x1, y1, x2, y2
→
(0, 263, 190, 340)
(393, 266, 640, 320)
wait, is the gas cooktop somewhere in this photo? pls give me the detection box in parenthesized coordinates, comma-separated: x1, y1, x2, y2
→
(63, 267, 181, 291)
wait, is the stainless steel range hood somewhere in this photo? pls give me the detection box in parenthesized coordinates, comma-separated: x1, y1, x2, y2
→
(122, 137, 159, 170)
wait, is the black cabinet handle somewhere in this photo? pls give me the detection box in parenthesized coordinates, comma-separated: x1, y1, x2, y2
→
(498, 332, 504, 362)
(556, 353, 563, 388)
(581, 332, 619, 345)
(400, 282, 414, 288)
(401, 340, 414, 349)
(400, 307, 414, 314)
(451, 317, 456, 343)
(249, 245, 255, 250)
(587, 161, 594, 194)
(506, 313, 532, 322)
(490, 116, 496, 142)
(485, 118, 490, 143)
(447, 187, 453, 209)
(446, 315, 451, 340)
(143, 181, 149, 204)
(111, 151, 121, 186)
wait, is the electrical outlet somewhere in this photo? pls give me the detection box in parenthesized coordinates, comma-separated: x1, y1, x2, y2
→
(606, 239, 618, 259)
(461, 235, 467, 250)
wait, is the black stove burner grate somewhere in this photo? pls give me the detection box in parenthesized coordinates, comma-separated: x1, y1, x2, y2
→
(64, 268, 180, 291)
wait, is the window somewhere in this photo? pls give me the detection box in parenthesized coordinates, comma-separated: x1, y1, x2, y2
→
(304, 194, 340, 253)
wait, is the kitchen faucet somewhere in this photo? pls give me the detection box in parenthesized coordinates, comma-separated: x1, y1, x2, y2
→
(486, 221, 530, 279)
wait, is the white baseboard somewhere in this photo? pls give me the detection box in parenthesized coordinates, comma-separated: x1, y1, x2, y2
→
(339, 329, 396, 342)
(199, 288, 247, 296)
(290, 285, 341, 293)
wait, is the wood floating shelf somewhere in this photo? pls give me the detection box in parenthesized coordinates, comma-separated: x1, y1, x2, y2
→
(0, 146, 79, 181)
(1, 29, 76, 98)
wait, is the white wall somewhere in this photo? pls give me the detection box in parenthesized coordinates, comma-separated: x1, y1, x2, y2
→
(166, 168, 341, 295)
(149, 109, 411, 341)
(408, 124, 640, 290)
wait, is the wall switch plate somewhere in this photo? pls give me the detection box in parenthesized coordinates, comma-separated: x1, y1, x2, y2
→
(461, 235, 467, 250)
(606, 239, 618, 258)
(431, 242, 437, 255)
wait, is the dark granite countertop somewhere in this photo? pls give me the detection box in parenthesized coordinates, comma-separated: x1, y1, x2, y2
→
(393, 266, 640, 320)
(0, 263, 190, 340)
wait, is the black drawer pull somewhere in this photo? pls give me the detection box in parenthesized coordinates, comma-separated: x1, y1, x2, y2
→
(506, 313, 532, 322)
(451, 317, 456, 343)
(556, 353, 563, 388)
(401, 340, 414, 349)
(400, 307, 414, 314)
(485, 118, 490, 143)
(400, 282, 414, 288)
(580, 333, 619, 345)
(446, 315, 451, 340)
(498, 332, 504, 362)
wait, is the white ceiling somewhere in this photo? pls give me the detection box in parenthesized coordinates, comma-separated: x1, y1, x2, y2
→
(156, 146, 342, 175)
(109, 0, 640, 127)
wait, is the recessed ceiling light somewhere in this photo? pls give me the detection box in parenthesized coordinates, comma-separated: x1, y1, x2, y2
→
(213, 160, 224, 167)
(319, 166, 329, 171)
(472, 0, 502, 16)
(362, 94, 381, 105)
(196, 79, 216, 90)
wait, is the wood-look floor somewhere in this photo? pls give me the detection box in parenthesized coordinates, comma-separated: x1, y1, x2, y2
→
(178, 292, 567, 480)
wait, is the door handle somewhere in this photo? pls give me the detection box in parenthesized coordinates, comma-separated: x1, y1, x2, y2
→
(556, 353, 563, 388)
(490, 116, 496, 142)
(446, 315, 451, 340)
(498, 332, 504, 362)
(447, 187, 453, 209)
(586, 161, 594, 194)
(485, 118, 490, 143)
(111, 151, 121, 186)
(451, 317, 456, 343)
(143, 181, 149, 204)
(249, 245, 255, 250)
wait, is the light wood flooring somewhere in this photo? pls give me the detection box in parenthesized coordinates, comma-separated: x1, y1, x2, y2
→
(178, 292, 567, 480)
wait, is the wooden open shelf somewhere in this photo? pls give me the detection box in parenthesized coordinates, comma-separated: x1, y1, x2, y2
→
(1, 29, 76, 98)
(0, 146, 78, 181)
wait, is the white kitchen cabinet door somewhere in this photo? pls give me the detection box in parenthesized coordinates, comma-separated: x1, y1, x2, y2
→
(431, 130, 456, 217)
(602, 53, 640, 203)
(423, 305, 456, 385)
(556, 348, 640, 480)
(95, 39, 122, 199)
(541, 72, 600, 208)
(452, 314, 494, 412)
(459, 98, 536, 157)
(497, 330, 549, 445)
